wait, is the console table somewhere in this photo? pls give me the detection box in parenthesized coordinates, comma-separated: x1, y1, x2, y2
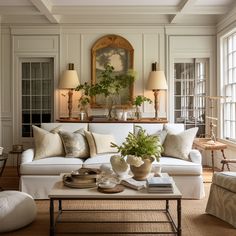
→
(57, 117, 168, 123)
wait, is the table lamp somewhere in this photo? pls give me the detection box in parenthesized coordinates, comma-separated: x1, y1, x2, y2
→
(59, 63, 79, 119)
(146, 62, 168, 119)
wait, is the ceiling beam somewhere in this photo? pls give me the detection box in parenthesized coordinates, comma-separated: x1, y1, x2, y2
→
(30, 0, 59, 23)
(170, 0, 197, 24)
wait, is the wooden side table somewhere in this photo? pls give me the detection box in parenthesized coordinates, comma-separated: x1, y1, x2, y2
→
(9, 150, 23, 176)
(193, 138, 229, 173)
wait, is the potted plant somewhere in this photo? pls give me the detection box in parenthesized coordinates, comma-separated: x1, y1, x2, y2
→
(78, 95, 90, 120)
(110, 126, 163, 180)
(133, 95, 152, 120)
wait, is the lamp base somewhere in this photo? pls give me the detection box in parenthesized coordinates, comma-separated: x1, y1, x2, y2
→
(153, 90, 160, 119)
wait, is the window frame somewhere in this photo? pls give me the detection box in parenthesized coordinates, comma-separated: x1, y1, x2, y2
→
(220, 29, 236, 143)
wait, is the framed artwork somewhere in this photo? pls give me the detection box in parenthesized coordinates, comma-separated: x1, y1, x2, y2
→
(91, 34, 134, 108)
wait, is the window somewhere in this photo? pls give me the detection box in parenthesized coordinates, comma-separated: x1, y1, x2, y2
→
(174, 59, 208, 137)
(21, 58, 54, 137)
(221, 31, 236, 142)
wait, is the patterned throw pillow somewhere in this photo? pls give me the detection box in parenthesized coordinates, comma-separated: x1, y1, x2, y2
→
(32, 125, 65, 160)
(163, 127, 198, 160)
(84, 131, 117, 157)
(59, 129, 89, 159)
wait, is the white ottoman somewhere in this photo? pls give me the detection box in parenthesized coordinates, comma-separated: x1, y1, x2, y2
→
(0, 191, 37, 233)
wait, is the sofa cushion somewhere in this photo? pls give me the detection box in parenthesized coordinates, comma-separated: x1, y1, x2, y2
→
(153, 157, 202, 176)
(83, 153, 114, 168)
(20, 157, 83, 175)
(163, 127, 198, 160)
(32, 125, 65, 160)
(82, 155, 202, 176)
(59, 129, 89, 159)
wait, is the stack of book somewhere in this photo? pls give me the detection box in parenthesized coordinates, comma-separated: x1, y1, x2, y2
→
(146, 176, 173, 193)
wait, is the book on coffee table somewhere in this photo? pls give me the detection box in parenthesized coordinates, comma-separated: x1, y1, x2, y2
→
(121, 178, 146, 190)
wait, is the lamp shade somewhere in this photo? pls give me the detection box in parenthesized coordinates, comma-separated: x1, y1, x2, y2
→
(146, 71, 168, 90)
(59, 69, 79, 89)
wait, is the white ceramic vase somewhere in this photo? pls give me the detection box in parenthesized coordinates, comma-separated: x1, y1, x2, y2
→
(110, 155, 129, 179)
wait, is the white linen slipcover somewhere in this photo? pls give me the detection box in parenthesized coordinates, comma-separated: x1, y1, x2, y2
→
(20, 123, 205, 200)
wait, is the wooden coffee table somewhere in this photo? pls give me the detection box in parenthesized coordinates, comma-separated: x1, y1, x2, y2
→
(48, 177, 182, 236)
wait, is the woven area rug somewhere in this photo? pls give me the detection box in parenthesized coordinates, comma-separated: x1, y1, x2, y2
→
(1, 183, 235, 236)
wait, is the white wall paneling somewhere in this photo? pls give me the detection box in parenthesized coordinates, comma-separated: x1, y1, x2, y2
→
(11, 34, 59, 157)
(59, 27, 165, 117)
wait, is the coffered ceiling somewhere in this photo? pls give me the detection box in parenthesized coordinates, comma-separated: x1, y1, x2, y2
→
(0, 0, 235, 25)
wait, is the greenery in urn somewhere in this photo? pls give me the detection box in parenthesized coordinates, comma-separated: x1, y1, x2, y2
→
(75, 64, 135, 119)
(110, 126, 163, 172)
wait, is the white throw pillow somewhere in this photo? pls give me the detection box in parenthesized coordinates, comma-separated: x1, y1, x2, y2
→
(163, 127, 198, 160)
(32, 125, 65, 160)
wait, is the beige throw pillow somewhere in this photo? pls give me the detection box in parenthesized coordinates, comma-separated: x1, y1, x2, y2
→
(33, 125, 65, 160)
(59, 129, 90, 159)
(84, 131, 97, 157)
(84, 131, 117, 157)
(163, 127, 198, 160)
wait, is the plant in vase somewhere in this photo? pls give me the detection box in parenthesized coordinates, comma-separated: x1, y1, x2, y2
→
(75, 64, 135, 120)
(78, 95, 90, 120)
(110, 126, 163, 180)
(133, 95, 152, 120)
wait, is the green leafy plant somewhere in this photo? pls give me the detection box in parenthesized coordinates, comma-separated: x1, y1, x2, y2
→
(111, 126, 163, 162)
(75, 64, 135, 99)
(133, 95, 152, 107)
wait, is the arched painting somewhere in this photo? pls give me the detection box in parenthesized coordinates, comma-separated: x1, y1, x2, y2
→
(91, 34, 134, 108)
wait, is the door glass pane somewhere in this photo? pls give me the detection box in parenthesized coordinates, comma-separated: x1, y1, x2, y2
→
(31, 63, 41, 79)
(21, 59, 54, 138)
(174, 59, 208, 137)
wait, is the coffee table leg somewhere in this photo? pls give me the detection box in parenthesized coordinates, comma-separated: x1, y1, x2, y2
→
(177, 199, 182, 236)
(50, 199, 55, 236)
(166, 200, 169, 211)
(59, 199, 62, 211)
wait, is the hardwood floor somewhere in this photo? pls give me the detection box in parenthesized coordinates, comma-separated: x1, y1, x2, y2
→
(0, 166, 19, 190)
(0, 166, 216, 191)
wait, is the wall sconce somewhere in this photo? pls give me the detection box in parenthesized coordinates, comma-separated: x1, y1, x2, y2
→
(146, 62, 168, 119)
(59, 63, 79, 119)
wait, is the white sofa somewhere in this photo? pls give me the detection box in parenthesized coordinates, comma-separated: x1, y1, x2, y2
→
(20, 123, 205, 200)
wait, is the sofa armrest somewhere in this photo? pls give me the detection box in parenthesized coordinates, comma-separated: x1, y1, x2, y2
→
(21, 149, 34, 164)
(189, 149, 202, 164)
